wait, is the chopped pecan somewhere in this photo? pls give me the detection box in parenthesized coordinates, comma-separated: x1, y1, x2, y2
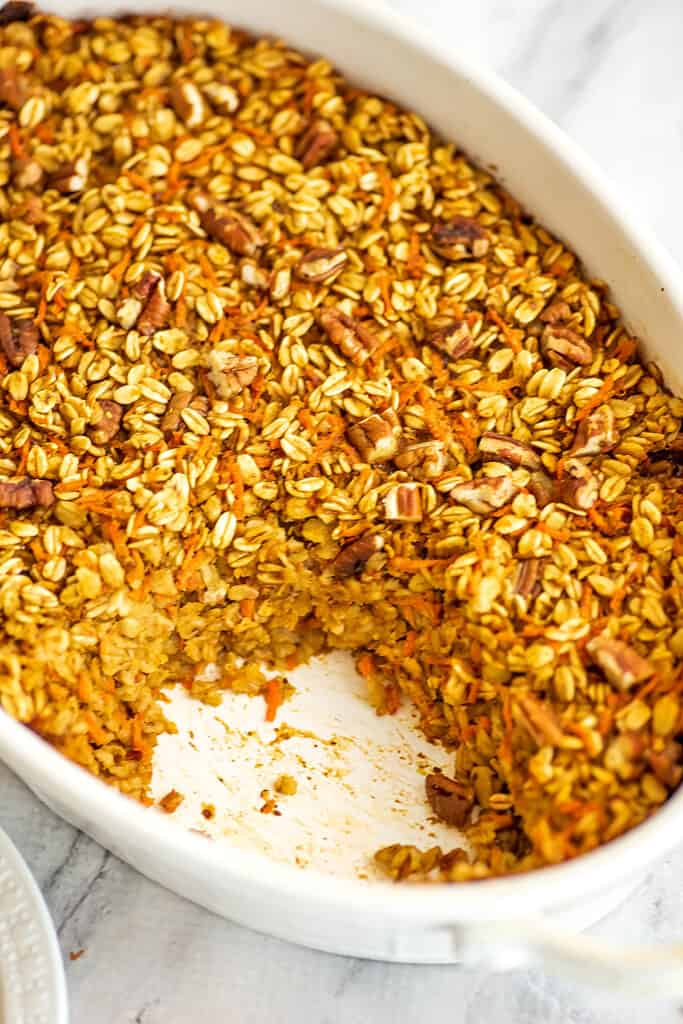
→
(394, 440, 446, 480)
(539, 300, 572, 324)
(426, 319, 474, 360)
(169, 79, 206, 128)
(135, 274, 171, 336)
(512, 558, 543, 602)
(161, 390, 193, 432)
(0, 67, 29, 110)
(0, 478, 54, 509)
(649, 742, 683, 789)
(296, 118, 339, 170)
(527, 469, 555, 508)
(383, 482, 423, 522)
(479, 432, 541, 471)
(586, 635, 654, 691)
(206, 352, 258, 400)
(331, 534, 384, 579)
(48, 155, 90, 194)
(516, 694, 565, 747)
(189, 191, 263, 257)
(90, 400, 123, 445)
(430, 217, 489, 260)
(569, 405, 618, 458)
(643, 441, 683, 477)
(0, 313, 38, 368)
(0, 1, 34, 22)
(425, 773, 474, 828)
(10, 194, 45, 225)
(556, 458, 598, 511)
(297, 247, 348, 283)
(347, 409, 401, 463)
(541, 324, 592, 370)
(12, 153, 43, 190)
(450, 474, 518, 515)
(318, 308, 379, 365)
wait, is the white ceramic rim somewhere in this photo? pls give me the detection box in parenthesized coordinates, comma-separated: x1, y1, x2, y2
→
(1, 0, 683, 928)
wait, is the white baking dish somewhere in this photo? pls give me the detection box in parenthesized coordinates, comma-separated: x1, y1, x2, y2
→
(3, 0, 683, 995)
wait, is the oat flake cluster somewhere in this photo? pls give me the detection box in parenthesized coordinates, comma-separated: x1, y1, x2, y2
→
(2, 10, 683, 882)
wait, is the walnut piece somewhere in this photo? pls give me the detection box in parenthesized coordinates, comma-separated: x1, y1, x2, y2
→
(383, 482, 423, 522)
(450, 474, 518, 514)
(0, 312, 38, 368)
(569, 404, 618, 458)
(430, 217, 489, 260)
(296, 119, 339, 170)
(556, 458, 598, 511)
(586, 635, 654, 691)
(0, 478, 54, 509)
(394, 440, 446, 480)
(427, 319, 474, 360)
(49, 155, 90, 194)
(318, 308, 379, 366)
(189, 191, 263, 257)
(425, 773, 474, 828)
(0, 67, 29, 110)
(479, 432, 541, 471)
(90, 400, 123, 445)
(541, 324, 592, 370)
(206, 352, 258, 400)
(331, 534, 384, 579)
(169, 79, 206, 128)
(297, 247, 348, 283)
(347, 409, 401, 463)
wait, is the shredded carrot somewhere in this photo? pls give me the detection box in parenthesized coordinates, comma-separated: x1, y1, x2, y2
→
(224, 454, 244, 518)
(34, 273, 50, 327)
(68, 255, 80, 280)
(125, 170, 153, 194)
(240, 597, 256, 620)
(306, 415, 345, 467)
(297, 408, 315, 433)
(453, 413, 478, 457)
(419, 386, 449, 441)
(613, 336, 637, 363)
(199, 253, 219, 289)
(209, 318, 225, 345)
(110, 251, 132, 281)
(406, 229, 423, 278)
(16, 440, 30, 476)
(84, 711, 108, 746)
(488, 309, 521, 353)
(397, 381, 422, 408)
(369, 335, 398, 363)
(357, 653, 375, 679)
(264, 677, 283, 722)
(8, 122, 24, 159)
(575, 373, 616, 422)
(373, 165, 395, 228)
(402, 630, 417, 657)
(390, 557, 446, 571)
(378, 272, 392, 314)
(127, 550, 145, 588)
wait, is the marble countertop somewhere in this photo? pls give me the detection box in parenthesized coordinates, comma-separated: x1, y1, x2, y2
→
(4, 1, 683, 1021)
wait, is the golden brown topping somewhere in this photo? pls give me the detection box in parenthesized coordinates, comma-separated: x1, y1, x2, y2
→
(161, 391, 193, 432)
(394, 440, 447, 479)
(189, 191, 263, 256)
(516, 694, 565, 747)
(0, 313, 38, 369)
(0, 1, 34, 23)
(587, 635, 655, 691)
(383, 482, 423, 522)
(539, 300, 572, 324)
(206, 352, 259, 400)
(541, 324, 592, 369)
(426, 319, 474, 360)
(0, 66, 29, 109)
(479, 432, 541, 471)
(90, 400, 123, 446)
(347, 409, 401, 463)
(556, 458, 599, 510)
(318, 308, 379, 365)
(429, 217, 489, 260)
(450, 474, 518, 514)
(296, 119, 339, 170)
(331, 534, 384, 579)
(425, 773, 474, 828)
(569, 404, 618, 458)
(512, 558, 543, 602)
(169, 79, 206, 128)
(297, 247, 348, 283)
(48, 155, 90, 195)
(0, 478, 54, 509)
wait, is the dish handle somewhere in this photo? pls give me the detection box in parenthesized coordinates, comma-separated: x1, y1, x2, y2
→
(457, 919, 683, 996)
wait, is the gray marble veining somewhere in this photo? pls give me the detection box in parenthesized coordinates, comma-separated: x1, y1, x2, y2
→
(4, 2, 683, 1021)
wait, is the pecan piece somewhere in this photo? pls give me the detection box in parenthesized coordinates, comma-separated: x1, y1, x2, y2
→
(347, 409, 401, 463)
(539, 300, 571, 324)
(586, 635, 654, 691)
(296, 118, 339, 170)
(430, 216, 489, 260)
(12, 154, 43, 190)
(189, 191, 263, 257)
(569, 404, 618, 458)
(426, 319, 474, 360)
(479, 432, 541, 471)
(135, 274, 171, 336)
(331, 534, 384, 579)
(297, 247, 348, 283)
(450, 474, 518, 514)
(394, 440, 446, 480)
(383, 482, 422, 522)
(161, 390, 193, 432)
(425, 773, 474, 828)
(643, 441, 683, 477)
(512, 557, 543, 602)
(90, 400, 123, 445)
(0, 67, 29, 110)
(541, 324, 592, 370)
(516, 694, 565, 747)
(527, 469, 555, 508)
(556, 458, 598, 511)
(649, 742, 683, 789)
(0, 1, 34, 22)
(169, 79, 206, 128)
(206, 352, 258, 401)
(0, 312, 38, 368)
(318, 308, 379, 366)
(0, 478, 54, 509)
(48, 155, 90, 194)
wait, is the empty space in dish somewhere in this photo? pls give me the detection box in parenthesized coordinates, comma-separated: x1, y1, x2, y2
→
(151, 651, 463, 879)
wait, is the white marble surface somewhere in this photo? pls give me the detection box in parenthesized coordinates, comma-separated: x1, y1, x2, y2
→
(4, 1, 683, 1021)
